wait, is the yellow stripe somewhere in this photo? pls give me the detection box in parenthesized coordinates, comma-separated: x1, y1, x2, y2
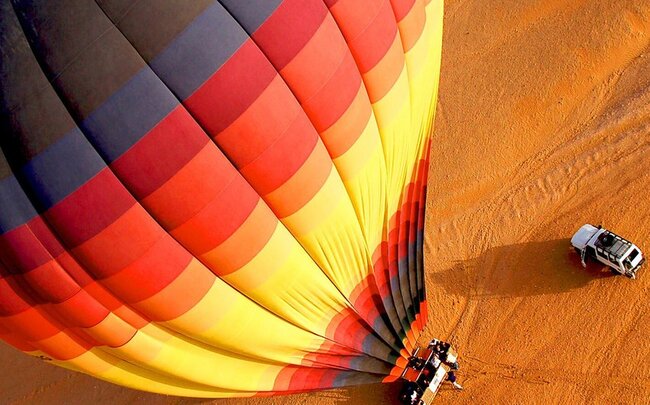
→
(334, 114, 387, 250)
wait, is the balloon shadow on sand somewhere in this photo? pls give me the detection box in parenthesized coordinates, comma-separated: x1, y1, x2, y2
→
(429, 238, 616, 298)
(308, 381, 403, 405)
(188, 382, 403, 405)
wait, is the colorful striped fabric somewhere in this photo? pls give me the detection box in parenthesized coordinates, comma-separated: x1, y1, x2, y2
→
(0, 0, 443, 397)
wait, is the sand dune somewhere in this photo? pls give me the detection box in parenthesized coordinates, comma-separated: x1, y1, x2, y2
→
(1, 0, 649, 403)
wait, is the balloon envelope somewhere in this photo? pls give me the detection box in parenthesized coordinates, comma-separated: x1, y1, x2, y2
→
(0, 0, 443, 397)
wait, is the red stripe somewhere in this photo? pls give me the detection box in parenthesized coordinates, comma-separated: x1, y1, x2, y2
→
(44, 169, 135, 248)
(47, 288, 109, 328)
(1, 307, 62, 342)
(215, 76, 301, 168)
(185, 40, 276, 136)
(349, 0, 399, 73)
(239, 113, 319, 195)
(252, 0, 328, 70)
(0, 276, 34, 316)
(171, 175, 260, 255)
(71, 206, 162, 279)
(288, 368, 336, 391)
(0, 217, 65, 274)
(83, 282, 122, 312)
(390, 0, 416, 21)
(22, 260, 81, 304)
(301, 52, 362, 132)
(141, 144, 238, 230)
(0, 328, 35, 352)
(130, 260, 214, 322)
(55, 252, 94, 287)
(101, 233, 192, 303)
(111, 107, 208, 198)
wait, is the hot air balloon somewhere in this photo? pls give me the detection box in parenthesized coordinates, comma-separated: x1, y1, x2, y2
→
(0, 0, 443, 398)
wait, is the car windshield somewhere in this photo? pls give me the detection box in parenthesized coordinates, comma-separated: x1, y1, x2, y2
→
(628, 249, 639, 261)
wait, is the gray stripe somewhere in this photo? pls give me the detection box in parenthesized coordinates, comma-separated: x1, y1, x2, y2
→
(372, 315, 402, 352)
(416, 228, 425, 299)
(389, 269, 410, 329)
(349, 354, 392, 375)
(380, 292, 405, 340)
(150, 2, 249, 100)
(219, 0, 283, 34)
(332, 371, 383, 388)
(80, 68, 178, 162)
(361, 331, 397, 361)
(397, 255, 416, 321)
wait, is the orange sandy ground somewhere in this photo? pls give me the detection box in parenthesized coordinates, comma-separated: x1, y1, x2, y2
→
(2, 1, 649, 404)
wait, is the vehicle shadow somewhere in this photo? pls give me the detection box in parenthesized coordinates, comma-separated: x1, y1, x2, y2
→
(429, 238, 616, 298)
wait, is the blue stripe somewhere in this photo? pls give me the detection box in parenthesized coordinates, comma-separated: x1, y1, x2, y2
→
(80, 68, 178, 162)
(3, 67, 180, 223)
(0, 175, 38, 234)
(150, 2, 249, 100)
(219, 0, 283, 34)
(18, 127, 106, 211)
(4, 68, 178, 218)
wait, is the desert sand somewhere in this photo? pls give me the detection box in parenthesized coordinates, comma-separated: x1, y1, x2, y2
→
(2, 0, 649, 404)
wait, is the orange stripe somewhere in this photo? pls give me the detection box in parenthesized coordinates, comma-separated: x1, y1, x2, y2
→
(363, 33, 405, 103)
(2, 307, 60, 342)
(264, 143, 333, 218)
(397, 0, 426, 52)
(347, 0, 398, 73)
(131, 259, 214, 321)
(301, 51, 362, 132)
(79, 312, 136, 348)
(329, 0, 385, 41)
(170, 175, 258, 255)
(142, 143, 237, 230)
(320, 85, 373, 158)
(100, 233, 191, 303)
(36, 331, 88, 360)
(238, 113, 319, 195)
(216, 76, 301, 168)
(280, 14, 348, 102)
(201, 201, 277, 276)
(112, 304, 149, 329)
(71, 205, 162, 279)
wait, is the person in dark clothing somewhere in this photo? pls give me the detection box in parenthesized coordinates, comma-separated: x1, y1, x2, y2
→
(447, 371, 463, 390)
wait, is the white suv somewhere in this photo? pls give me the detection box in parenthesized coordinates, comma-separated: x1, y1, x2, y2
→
(571, 224, 644, 279)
